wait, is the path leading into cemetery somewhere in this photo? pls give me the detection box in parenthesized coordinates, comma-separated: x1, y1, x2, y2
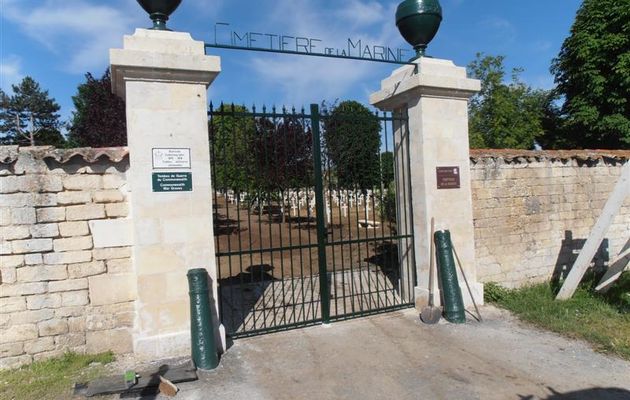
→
(112, 306, 630, 400)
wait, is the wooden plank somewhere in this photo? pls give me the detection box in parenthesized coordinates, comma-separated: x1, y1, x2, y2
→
(556, 162, 630, 300)
(595, 246, 630, 292)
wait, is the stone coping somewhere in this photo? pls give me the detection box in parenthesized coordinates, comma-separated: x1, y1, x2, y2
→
(470, 149, 630, 164)
(0, 146, 129, 165)
(1, 146, 627, 165)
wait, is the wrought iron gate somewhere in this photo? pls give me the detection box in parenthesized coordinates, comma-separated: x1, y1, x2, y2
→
(209, 103, 416, 338)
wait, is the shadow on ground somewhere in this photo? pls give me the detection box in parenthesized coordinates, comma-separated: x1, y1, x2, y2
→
(520, 387, 630, 400)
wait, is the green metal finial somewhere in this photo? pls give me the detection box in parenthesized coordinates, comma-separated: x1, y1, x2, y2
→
(396, 0, 443, 61)
(136, 0, 182, 31)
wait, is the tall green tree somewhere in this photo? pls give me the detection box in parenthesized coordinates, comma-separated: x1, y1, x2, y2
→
(323, 101, 381, 190)
(0, 77, 64, 146)
(551, 0, 630, 149)
(468, 54, 550, 149)
(68, 69, 127, 147)
(380, 151, 395, 188)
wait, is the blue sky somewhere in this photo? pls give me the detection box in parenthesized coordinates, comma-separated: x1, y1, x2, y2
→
(1, 0, 582, 124)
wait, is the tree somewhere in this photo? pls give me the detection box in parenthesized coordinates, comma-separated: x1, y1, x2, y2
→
(0, 77, 64, 146)
(209, 104, 256, 192)
(468, 54, 551, 149)
(551, 0, 630, 149)
(380, 151, 395, 188)
(68, 69, 126, 147)
(323, 101, 381, 190)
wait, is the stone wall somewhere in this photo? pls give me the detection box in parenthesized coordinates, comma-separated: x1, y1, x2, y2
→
(471, 150, 630, 288)
(0, 147, 135, 369)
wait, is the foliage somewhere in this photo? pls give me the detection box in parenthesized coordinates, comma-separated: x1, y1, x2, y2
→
(550, 0, 630, 149)
(379, 181, 397, 224)
(380, 151, 395, 188)
(251, 116, 313, 193)
(323, 101, 381, 190)
(209, 105, 256, 192)
(467, 54, 551, 149)
(485, 281, 630, 360)
(0, 77, 64, 146)
(67, 69, 127, 147)
(0, 351, 114, 400)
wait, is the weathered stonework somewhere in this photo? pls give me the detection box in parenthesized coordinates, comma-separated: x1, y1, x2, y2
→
(471, 150, 630, 288)
(0, 147, 133, 369)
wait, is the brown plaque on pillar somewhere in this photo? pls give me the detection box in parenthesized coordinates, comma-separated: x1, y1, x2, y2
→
(436, 166, 460, 189)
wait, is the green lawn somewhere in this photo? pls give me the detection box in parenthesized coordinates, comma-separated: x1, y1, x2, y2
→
(0, 352, 114, 400)
(485, 272, 630, 361)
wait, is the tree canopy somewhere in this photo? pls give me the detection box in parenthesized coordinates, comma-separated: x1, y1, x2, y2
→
(323, 101, 381, 190)
(67, 69, 127, 148)
(550, 0, 630, 149)
(467, 54, 550, 149)
(0, 77, 64, 147)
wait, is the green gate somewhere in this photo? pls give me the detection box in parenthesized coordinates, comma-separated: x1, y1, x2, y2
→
(209, 103, 416, 338)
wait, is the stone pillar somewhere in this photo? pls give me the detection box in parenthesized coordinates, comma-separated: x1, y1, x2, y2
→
(110, 29, 221, 359)
(370, 57, 483, 309)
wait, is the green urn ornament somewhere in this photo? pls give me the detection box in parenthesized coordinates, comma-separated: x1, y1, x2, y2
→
(137, 0, 182, 31)
(396, 0, 443, 60)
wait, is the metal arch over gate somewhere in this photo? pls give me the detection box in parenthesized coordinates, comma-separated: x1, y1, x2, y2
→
(209, 103, 416, 338)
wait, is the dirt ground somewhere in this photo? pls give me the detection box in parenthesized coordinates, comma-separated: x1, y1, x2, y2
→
(103, 306, 630, 400)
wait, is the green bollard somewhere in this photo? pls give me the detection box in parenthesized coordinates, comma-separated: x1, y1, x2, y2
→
(187, 268, 219, 370)
(434, 230, 466, 323)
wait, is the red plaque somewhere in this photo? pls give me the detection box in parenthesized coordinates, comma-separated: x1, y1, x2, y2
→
(436, 166, 460, 189)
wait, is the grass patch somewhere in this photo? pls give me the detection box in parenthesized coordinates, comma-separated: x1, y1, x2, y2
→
(484, 274, 630, 361)
(0, 352, 115, 400)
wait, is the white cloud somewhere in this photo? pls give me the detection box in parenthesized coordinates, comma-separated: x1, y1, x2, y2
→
(478, 16, 517, 44)
(0, 55, 23, 92)
(246, 0, 406, 105)
(2, 0, 141, 74)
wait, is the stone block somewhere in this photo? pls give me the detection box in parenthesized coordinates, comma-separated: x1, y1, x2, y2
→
(48, 278, 88, 293)
(0, 242, 10, 255)
(92, 247, 131, 260)
(55, 306, 84, 318)
(27, 293, 62, 310)
(24, 337, 55, 354)
(89, 219, 132, 248)
(0, 324, 38, 344)
(32, 194, 58, 207)
(38, 319, 69, 336)
(0, 282, 47, 298)
(33, 349, 66, 362)
(0, 296, 26, 313)
(24, 254, 43, 265)
(67, 316, 86, 332)
(57, 191, 92, 205)
(0, 266, 17, 284)
(0, 342, 24, 358)
(36, 207, 66, 223)
(0, 193, 33, 207)
(63, 175, 102, 190)
(55, 333, 86, 348)
(53, 236, 93, 252)
(66, 204, 105, 221)
(67, 261, 106, 278)
(11, 309, 54, 325)
(17, 265, 67, 282)
(61, 290, 89, 307)
(30, 223, 60, 238)
(0, 354, 32, 369)
(88, 274, 136, 306)
(59, 221, 89, 237)
(0, 225, 30, 240)
(105, 203, 129, 218)
(17, 175, 63, 193)
(44, 250, 91, 265)
(1, 255, 24, 268)
(0, 176, 18, 194)
(11, 238, 53, 254)
(0, 208, 11, 225)
(86, 328, 132, 354)
(102, 174, 126, 189)
(11, 207, 36, 225)
(93, 190, 124, 203)
(107, 258, 132, 274)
